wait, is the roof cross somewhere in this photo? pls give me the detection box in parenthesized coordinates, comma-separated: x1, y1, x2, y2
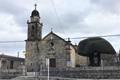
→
(35, 4, 37, 10)
(51, 28, 53, 32)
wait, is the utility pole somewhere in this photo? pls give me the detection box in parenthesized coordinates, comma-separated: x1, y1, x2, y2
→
(46, 58, 49, 80)
(17, 51, 19, 57)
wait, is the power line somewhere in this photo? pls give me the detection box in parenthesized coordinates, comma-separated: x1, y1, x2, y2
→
(50, 0, 66, 35)
(0, 34, 120, 43)
(43, 15, 56, 30)
(34, 0, 56, 32)
(0, 41, 24, 43)
(69, 34, 120, 39)
(35, 0, 38, 4)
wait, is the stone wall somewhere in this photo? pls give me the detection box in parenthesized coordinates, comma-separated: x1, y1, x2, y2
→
(2, 66, 120, 79)
(101, 54, 116, 66)
(0, 69, 23, 79)
(34, 67, 120, 79)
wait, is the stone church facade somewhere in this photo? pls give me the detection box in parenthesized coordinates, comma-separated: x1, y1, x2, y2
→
(25, 5, 87, 72)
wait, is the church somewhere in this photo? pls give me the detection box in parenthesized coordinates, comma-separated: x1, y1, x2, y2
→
(25, 4, 119, 72)
(25, 5, 87, 72)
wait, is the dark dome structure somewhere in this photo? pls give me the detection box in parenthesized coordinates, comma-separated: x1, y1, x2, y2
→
(31, 10, 39, 17)
(78, 37, 116, 56)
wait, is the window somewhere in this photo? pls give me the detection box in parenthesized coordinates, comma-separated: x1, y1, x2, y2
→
(10, 61, 14, 69)
(30, 63, 33, 66)
(32, 26, 34, 30)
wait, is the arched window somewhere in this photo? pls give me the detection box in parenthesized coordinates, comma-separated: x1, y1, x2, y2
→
(31, 26, 34, 37)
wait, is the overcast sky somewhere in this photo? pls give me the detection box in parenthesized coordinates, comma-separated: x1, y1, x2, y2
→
(0, 0, 120, 57)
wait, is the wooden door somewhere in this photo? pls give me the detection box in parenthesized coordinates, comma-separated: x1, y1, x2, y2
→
(50, 58, 56, 67)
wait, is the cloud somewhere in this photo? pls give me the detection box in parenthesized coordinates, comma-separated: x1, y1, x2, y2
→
(0, 0, 120, 57)
(38, 0, 120, 52)
(91, 0, 120, 13)
(82, 12, 120, 34)
(0, 12, 26, 57)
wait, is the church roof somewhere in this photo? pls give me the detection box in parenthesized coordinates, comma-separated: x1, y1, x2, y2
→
(43, 32, 77, 51)
(43, 31, 66, 42)
(78, 37, 116, 56)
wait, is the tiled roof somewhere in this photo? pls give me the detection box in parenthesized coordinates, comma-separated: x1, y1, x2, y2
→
(0, 54, 25, 62)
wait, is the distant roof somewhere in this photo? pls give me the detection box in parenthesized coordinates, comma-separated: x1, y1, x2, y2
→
(0, 54, 25, 62)
(78, 37, 116, 56)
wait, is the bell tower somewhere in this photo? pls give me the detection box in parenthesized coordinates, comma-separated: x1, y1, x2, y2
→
(27, 4, 43, 41)
(26, 4, 43, 71)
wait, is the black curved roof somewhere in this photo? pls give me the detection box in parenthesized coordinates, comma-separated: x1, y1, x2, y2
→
(31, 10, 39, 17)
(78, 37, 116, 56)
